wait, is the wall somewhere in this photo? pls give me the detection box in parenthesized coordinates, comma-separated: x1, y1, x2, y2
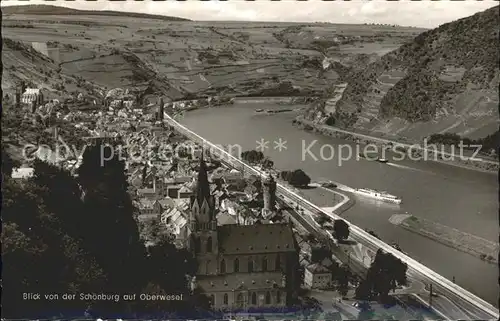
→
(210, 289, 285, 309)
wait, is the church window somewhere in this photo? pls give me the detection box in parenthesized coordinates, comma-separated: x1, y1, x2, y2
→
(223, 293, 228, 305)
(275, 254, 281, 270)
(237, 293, 243, 306)
(206, 260, 210, 274)
(265, 291, 271, 304)
(248, 258, 254, 272)
(262, 257, 268, 271)
(220, 259, 226, 273)
(234, 258, 240, 272)
(277, 291, 281, 303)
(210, 294, 215, 305)
(206, 236, 212, 253)
(251, 292, 257, 305)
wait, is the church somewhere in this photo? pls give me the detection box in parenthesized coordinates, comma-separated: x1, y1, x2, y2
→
(187, 154, 299, 310)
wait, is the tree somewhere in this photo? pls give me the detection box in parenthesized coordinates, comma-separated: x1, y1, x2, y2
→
(287, 169, 311, 187)
(241, 149, 264, 164)
(1, 145, 19, 179)
(147, 236, 197, 295)
(315, 214, 329, 226)
(357, 302, 375, 320)
(77, 143, 149, 296)
(280, 170, 291, 181)
(2, 143, 203, 318)
(261, 157, 274, 169)
(333, 219, 350, 241)
(213, 177, 224, 189)
(325, 114, 336, 126)
(335, 266, 350, 297)
(355, 279, 373, 301)
(2, 161, 107, 318)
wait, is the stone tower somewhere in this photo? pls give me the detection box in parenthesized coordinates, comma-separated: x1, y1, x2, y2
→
(188, 152, 219, 275)
(262, 173, 277, 217)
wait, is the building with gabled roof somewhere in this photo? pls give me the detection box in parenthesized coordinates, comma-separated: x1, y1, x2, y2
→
(216, 211, 238, 226)
(162, 206, 188, 242)
(137, 197, 174, 216)
(304, 262, 332, 289)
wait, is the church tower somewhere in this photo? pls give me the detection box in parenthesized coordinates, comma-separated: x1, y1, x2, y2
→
(188, 152, 219, 275)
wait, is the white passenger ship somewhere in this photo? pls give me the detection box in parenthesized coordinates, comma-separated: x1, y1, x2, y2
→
(355, 188, 402, 204)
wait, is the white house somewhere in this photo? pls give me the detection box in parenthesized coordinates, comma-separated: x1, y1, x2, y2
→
(304, 263, 332, 289)
(11, 167, 34, 179)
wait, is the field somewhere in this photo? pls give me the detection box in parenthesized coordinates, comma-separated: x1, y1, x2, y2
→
(1, 11, 424, 104)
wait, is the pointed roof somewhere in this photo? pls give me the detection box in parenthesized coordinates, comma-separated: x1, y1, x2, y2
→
(194, 150, 211, 206)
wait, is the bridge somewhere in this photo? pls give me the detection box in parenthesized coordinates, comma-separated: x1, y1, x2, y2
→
(163, 114, 499, 320)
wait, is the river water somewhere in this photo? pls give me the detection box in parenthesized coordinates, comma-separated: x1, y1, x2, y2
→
(180, 103, 499, 305)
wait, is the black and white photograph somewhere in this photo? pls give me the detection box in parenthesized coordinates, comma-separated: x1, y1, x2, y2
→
(1, 0, 499, 320)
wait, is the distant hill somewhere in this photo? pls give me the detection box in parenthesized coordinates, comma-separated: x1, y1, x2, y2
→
(314, 5, 499, 141)
(2, 4, 190, 21)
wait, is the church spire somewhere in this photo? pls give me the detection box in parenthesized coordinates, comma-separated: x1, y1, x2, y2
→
(194, 149, 211, 207)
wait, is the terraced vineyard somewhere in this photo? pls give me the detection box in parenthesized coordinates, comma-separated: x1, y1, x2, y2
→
(307, 5, 499, 146)
(2, 5, 423, 106)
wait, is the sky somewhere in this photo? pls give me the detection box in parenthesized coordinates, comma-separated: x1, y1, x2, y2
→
(2, 0, 498, 28)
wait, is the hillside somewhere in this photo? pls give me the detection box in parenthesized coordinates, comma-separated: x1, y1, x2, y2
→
(2, 6, 424, 104)
(2, 4, 190, 21)
(309, 5, 499, 143)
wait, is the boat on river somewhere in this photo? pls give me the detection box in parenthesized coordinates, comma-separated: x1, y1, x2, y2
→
(354, 188, 402, 204)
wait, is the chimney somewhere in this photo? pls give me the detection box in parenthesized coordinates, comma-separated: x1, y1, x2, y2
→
(15, 92, 21, 109)
(159, 97, 164, 120)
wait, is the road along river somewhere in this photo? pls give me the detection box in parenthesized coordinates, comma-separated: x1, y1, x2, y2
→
(179, 103, 498, 306)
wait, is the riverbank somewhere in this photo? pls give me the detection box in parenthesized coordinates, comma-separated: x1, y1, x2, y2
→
(250, 165, 353, 217)
(390, 214, 499, 266)
(169, 96, 317, 110)
(273, 177, 351, 215)
(233, 96, 318, 105)
(307, 183, 355, 216)
(293, 116, 499, 174)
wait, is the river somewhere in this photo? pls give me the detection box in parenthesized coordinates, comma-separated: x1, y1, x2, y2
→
(179, 103, 499, 306)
